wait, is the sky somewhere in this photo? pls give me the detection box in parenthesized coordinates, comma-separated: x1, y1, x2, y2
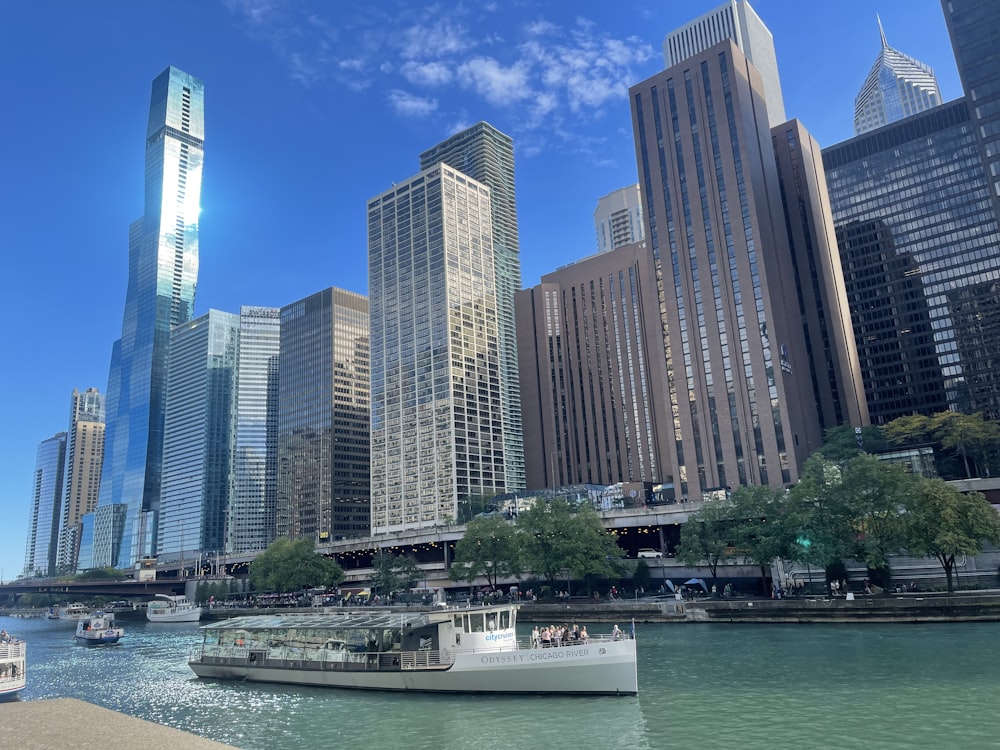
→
(0, 0, 962, 581)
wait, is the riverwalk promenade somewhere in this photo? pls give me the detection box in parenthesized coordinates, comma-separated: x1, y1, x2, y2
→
(0, 698, 236, 749)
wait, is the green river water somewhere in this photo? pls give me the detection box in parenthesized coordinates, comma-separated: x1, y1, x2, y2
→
(4, 614, 998, 749)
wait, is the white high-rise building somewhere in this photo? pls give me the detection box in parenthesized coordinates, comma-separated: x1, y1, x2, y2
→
(854, 17, 942, 135)
(595, 185, 644, 254)
(663, 0, 785, 126)
(368, 163, 505, 533)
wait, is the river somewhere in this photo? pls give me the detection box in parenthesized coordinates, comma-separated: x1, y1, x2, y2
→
(3, 614, 998, 749)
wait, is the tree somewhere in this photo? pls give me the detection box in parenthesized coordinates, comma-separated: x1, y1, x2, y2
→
(905, 479, 1000, 592)
(449, 515, 522, 589)
(727, 485, 795, 592)
(518, 498, 623, 594)
(676, 498, 738, 586)
(371, 551, 421, 600)
(632, 559, 652, 593)
(819, 424, 889, 460)
(249, 537, 344, 593)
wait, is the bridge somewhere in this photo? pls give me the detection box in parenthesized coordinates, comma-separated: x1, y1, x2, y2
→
(0, 578, 189, 602)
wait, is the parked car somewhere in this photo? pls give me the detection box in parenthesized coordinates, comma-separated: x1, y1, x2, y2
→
(637, 548, 663, 558)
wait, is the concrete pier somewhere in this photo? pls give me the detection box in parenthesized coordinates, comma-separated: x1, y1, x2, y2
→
(0, 698, 237, 749)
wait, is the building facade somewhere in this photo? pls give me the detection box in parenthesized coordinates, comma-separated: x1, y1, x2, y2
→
(277, 288, 370, 543)
(24, 433, 67, 578)
(226, 306, 281, 556)
(663, 0, 785, 126)
(368, 164, 505, 532)
(516, 241, 673, 490)
(853, 18, 942, 135)
(824, 100, 1000, 422)
(594, 185, 645, 254)
(630, 40, 840, 493)
(418, 122, 525, 494)
(56, 388, 105, 572)
(157, 310, 239, 564)
(96, 66, 204, 569)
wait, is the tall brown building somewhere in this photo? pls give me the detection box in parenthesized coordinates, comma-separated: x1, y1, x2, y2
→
(57, 387, 105, 571)
(627, 40, 865, 495)
(517, 241, 671, 490)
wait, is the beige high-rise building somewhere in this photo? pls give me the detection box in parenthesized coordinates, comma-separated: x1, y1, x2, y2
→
(57, 387, 105, 571)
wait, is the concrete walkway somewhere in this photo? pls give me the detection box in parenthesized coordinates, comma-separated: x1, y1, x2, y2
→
(0, 698, 237, 749)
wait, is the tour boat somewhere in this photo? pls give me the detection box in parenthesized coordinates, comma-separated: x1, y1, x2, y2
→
(60, 602, 90, 621)
(189, 604, 638, 695)
(146, 594, 202, 623)
(74, 611, 125, 646)
(0, 634, 26, 700)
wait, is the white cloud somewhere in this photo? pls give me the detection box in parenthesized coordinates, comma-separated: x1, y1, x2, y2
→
(397, 19, 472, 60)
(387, 89, 439, 117)
(400, 61, 454, 86)
(456, 57, 532, 105)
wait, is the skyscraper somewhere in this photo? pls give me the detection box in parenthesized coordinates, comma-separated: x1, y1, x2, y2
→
(517, 240, 671, 490)
(24, 433, 67, 578)
(96, 66, 204, 568)
(277, 288, 370, 543)
(630, 39, 844, 492)
(594, 185, 645, 254)
(418, 122, 525, 494)
(941, 0, 1000, 220)
(56, 388, 105, 572)
(853, 18, 942, 135)
(663, 0, 786, 126)
(368, 164, 505, 532)
(227, 306, 281, 556)
(157, 310, 239, 564)
(824, 100, 1000, 421)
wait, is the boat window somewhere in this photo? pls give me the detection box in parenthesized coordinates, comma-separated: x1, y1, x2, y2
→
(454, 615, 463, 630)
(470, 613, 484, 633)
(499, 610, 510, 629)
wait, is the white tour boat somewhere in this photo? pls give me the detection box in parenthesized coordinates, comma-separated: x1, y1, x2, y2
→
(75, 611, 125, 646)
(146, 594, 202, 623)
(60, 602, 90, 621)
(189, 604, 638, 695)
(0, 633, 26, 700)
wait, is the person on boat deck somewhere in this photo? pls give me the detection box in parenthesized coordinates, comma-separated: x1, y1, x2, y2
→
(531, 626, 540, 648)
(0, 630, 8, 642)
(579, 626, 588, 643)
(611, 624, 623, 640)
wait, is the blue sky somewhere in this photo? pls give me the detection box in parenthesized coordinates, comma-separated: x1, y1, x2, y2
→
(0, 0, 960, 581)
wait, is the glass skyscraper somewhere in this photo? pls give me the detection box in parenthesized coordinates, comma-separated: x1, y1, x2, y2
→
(418, 122, 525, 494)
(853, 18, 942, 135)
(368, 164, 505, 531)
(96, 66, 204, 569)
(227, 306, 281, 555)
(157, 310, 239, 564)
(24, 433, 67, 578)
(824, 100, 1000, 421)
(277, 288, 370, 543)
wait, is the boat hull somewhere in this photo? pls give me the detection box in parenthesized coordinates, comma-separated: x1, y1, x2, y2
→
(147, 609, 202, 623)
(189, 639, 637, 695)
(75, 631, 123, 646)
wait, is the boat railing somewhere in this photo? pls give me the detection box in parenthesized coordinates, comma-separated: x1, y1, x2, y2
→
(193, 644, 455, 671)
(0, 641, 25, 660)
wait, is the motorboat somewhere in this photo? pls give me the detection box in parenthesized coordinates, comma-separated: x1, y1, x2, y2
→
(0, 632, 26, 700)
(189, 603, 637, 695)
(60, 603, 90, 621)
(146, 594, 202, 623)
(75, 611, 124, 646)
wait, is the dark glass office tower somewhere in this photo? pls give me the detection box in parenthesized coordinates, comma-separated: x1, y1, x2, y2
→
(419, 123, 525, 493)
(96, 67, 205, 568)
(24, 433, 67, 578)
(824, 101, 1000, 421)
(277, 288, 370, 543)
(942, 0, 1000, 219)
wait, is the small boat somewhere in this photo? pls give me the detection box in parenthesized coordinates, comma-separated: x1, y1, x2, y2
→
(0, 632, 26, 700)
(75, 611, 124, 646)
(60, 603, 90, 621)
(46, 608, 60, 620)
(146, 594, 202, 623)
(189, 603, 638, 695)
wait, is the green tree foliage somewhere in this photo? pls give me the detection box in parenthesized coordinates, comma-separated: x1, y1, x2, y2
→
(517, 498, 623, 590)
(73, 567, 129, 581)
(371, 551, 421, 599)
(632, 559, 652, 593)
(819, 424, 889, 461)
(885, 411, 1000, 479)
(904, 480, 1000, 592)
(676, 499, 738, 584)
(727, 485, 796, 590)
(249, 537, 344, 593)
(449, 515, 522, 589)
